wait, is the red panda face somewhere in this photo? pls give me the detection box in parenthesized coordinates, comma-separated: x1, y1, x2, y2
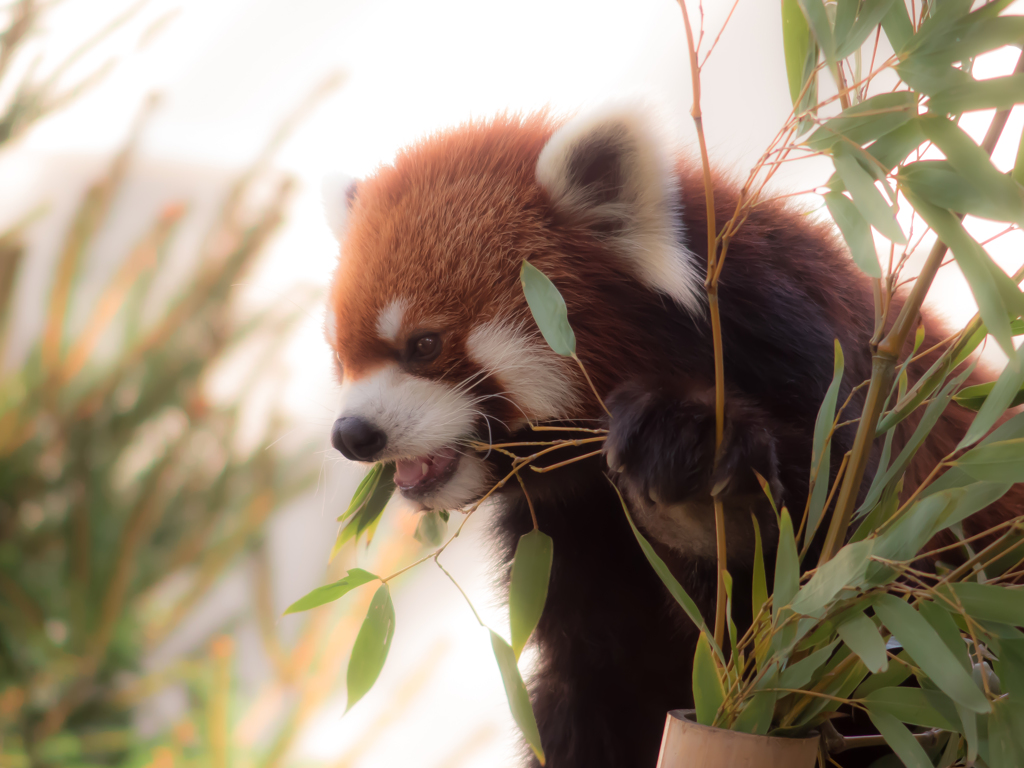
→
(324, 108, 704, 511)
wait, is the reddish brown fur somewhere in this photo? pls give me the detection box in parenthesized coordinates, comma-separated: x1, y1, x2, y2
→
(327, 112, 1022, 767)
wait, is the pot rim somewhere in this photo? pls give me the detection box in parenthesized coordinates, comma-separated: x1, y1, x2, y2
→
(668, 709, 820, 745)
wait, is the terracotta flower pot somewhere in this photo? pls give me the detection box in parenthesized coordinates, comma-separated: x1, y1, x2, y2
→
(656, 709, 820, 768)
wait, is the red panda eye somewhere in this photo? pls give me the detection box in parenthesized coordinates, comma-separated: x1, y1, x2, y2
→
(411, 334, 441, 361)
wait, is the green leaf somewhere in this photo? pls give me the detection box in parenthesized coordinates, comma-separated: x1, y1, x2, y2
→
(773, 508, 800, 619)
(959, 345, 1024, 449)
(807, 92, 917, 152)
(880, 0, 913, 53)
(865, 709, 935, 768)
(732, 662, 779, 735)
(285, 568, 378, 614)
(874, 593, 991, 714)
(864, 687, 962, 732)
(919, 116, 1024, 225)
(854, 649, 913, 697)
(338, 462, 385, 522)
(836, 0, 897, 59)
(832, 0, 858, 56)
(614, 480, 708, 634)
(865, 119, 928, 175)
(723, 569, 738, 656)
(509, 529, 554, 660)
(832, 144, 905, 244)
(521, 260, 575, 357)
(782, 0, 820, 131)
(938, 583, 1024, 627)
(929, 73, 1024, 116)
(898, 161, 1008, 222)
(796, 0, 836, 66)
(837, 610, 888, 673)
(896, 57, 974, 95)
(955, 380, 1024, 412)
(751, 514, 768, 623)
(491, 630, 546, 765)
(332, 463, 397, 557)
(825, 191, 882, 278)
(957, 438, 1024, 483)
(779, 639, 840, 690)
(791, 539, 875, 616)
(346, 583, 396, 712)
(919, 599, 970, 671)
(807, 340, 847, 540)
(989, 696, 1024, 768)
(693, 631, 724, 726)
(903, 191, 1017, 357)
(414, 510, 446, 547)
(1014, 118, 1024, 186)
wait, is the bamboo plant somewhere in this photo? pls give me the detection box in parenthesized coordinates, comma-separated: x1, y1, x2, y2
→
(0, 3, 415, 766)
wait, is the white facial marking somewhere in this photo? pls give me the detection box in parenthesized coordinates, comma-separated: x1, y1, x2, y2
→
(336, 363, 492, 510)
(375, 299, 407, 343)
(467, 318, 579, 422)
(536, 105, 704, 316)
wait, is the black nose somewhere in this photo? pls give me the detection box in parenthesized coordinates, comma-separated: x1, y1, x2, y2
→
(332, 417, 388, 461)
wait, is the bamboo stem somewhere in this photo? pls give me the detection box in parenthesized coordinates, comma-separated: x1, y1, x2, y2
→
(677, 0, 729, 652)
(818, 54, 1022, 566)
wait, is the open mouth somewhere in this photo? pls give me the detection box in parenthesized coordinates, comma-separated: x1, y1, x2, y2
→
(394, 446, 461, 498)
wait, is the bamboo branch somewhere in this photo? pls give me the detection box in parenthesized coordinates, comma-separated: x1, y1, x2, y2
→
(818, 51, 1024, 566)
(677, 0, 729, 652)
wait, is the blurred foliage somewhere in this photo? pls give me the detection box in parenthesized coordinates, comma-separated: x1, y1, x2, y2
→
(0, 2, 384, 766)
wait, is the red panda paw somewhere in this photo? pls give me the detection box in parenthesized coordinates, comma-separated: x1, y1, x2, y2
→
(603, 379, 782, 509)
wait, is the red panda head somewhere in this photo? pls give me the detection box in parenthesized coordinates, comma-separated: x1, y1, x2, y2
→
(324, 107, 703, 511)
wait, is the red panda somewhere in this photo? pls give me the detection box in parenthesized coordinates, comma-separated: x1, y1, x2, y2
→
(323, 107, 1021, 768)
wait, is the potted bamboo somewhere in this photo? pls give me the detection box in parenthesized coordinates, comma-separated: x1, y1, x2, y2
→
(288, 1, 1024, 766)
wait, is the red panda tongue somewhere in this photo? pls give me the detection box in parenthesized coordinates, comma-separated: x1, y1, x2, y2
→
(394, 447, 459, 490)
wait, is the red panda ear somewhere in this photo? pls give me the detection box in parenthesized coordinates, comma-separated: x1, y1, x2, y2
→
(321, 173, 360, 241)
(535, 107, 703, 316)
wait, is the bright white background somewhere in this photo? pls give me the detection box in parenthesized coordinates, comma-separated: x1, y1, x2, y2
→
(2, 1, 1022, 766)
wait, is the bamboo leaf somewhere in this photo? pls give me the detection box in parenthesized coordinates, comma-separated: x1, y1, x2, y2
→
(509, 529, 553, 660)
(782, 0, 820, 131)
(346, 583, 396, 712)
(751, 514, 768, 624)
(929, 72, 1024, 116)
(692, 631, 724, 726)
(807, 92, 917, 152)
(332, 463, 397, 557)
(880, 0, 913, 53)
(614, 481, 709, 635)
(773, 508, 800, 619)
(874, 593, 991, 714)
(863, 687, 961, 732)
(854, 650, 913, 698)
(836, 0, 897, 59)
(779, 639, 839, 690)
(837, 610, 888, 673)
(413, 510, 446, 546)
(807, 340, 846, 540)
(919, 599, 970, 671)
(954, 381, 1024, 412)
(796, 0, 836, 66)
(832, 144, 905, 244)
(732, 662, 779, 735)
(791, 539, 875, 616)
(491, 630, 546, 765)
(938, 583, 1024, 626)
(1014, 119, 1024, 186)
(521, 260, 575, 357)
(825, 192, 882, 277)
(957, 438, 1024, 483)
(865, 709, 936, 768)
(284, 568, 378, 614)
(919, 116, 1024, 225)
(898, 160, 1011, 223)
(338, 463, 385, 522)
(959, 345, 1024, 449)
(903, 191, 1018, 357)
(989, 697, 1024, 768)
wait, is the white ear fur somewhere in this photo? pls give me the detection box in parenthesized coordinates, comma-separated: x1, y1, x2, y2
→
(321, 172, 359, 241)
(535, 107, 703, 316)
